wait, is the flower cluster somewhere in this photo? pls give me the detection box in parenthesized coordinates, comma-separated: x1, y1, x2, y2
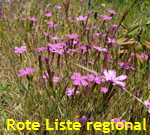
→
(18, 67, 36, 77)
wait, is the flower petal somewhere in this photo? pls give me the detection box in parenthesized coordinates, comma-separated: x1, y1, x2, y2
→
(73, 80, 80, 85)
(81, 80, 88, 86)
(114, 81, 126, 87)
(115, 75, 127, 81)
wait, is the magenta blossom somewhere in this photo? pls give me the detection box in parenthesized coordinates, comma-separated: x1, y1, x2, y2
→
(107, 37, 116, 44)
(87, 74, 105, 84)
(100, 87, 108, 93)
(76, 15, 88, 21)
(46, 42, 65, 55)
(88, 60, 94, 64)
(78, 115, 88, 125)
(105, 54, 112, 62)
(100, 15, 112, 21)
(42, 73, 59, 83)
(118, 62, 135, 70)
(44, 32, 51, 36)
(66, 88, 80, 96)
(71, 73, 88, 86)
(28, 17, 38, 22)
(110, 24, 119, 28)
(111, 118, 130, 128)
(79, 46, 91, 52)
(45, 13, 52, 17)
(67, 34, 79, 40)
(93, 46, 108, 52)
(53, 77, 60, 83)
(14, 46, 27, 54)
(87, 11, 92, 14)
(67, 17, 76, 23)
(21, 18, 26, 21)
(103, 69, 127, 87)
(138, 53, 148, 59)
(108, 10, 117, 15)
(18, 67, 36, 77)
(33, 25, 43, 29)
(46, 21, 58, 28)
(51, 36, 60, 40)
(46, 21, 53, 25)
(44, 3, 52, 7)
(48, 24, 58, 28)
(144, 100, 150, 113)
(94, 33, 106, 38)
(55, 6, 62, 9)
(80, 0, 84, 2)
(67, 49, 76, 54)
(37, 47, 47, 52)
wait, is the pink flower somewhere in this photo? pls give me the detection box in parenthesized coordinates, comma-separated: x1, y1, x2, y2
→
(138, 53, 148, 59)
(103, 69, 127, 87)
(92, 26, 97, 29)
(51, 36, 60, 40)
(144, 100, 150, 113)
(87, 11, 92, 14)
(28, 17, 38, 22)
(44, 32, 51, 36)
(88, 60, 94, 64)
(56, 6, 62, 9)
(20, 18, 26, 21)
(42, 73, 60, 83)
(76, 15, 88, 21)
(46, 42, 65, 54)
(107, 37, 116, 44)
(37, 47, 47, 52)
(80, 0, 84, 2)
(100, 15, 112, 21)
(18, 67, 36, 77)
(86, 27, 90, 30)
(67, 34, 79, 40)
(100, 87, 108, 93)
(50, 48, 64, 54)
(105, 54, 112, 62)
(111, 118, 130, 128)
(110, 24, 118, 28)
(48, 24, 58, 28)
(93, 33, 106, 38)
(67, 17, 76, 23)
(7, 0, 14, 2)
(118, 62, 135, 70)
(44, 3, 52, 7)
(71, 73, 88, 86)
(87, 75, 104, 84)
(130, 52, 135, 56)
(46, 21, 58, 28)
(67, 49, 76, 54)
(93, 46, 108, 52)
(46, 21, 54, 25)
(45, 13, 52, 17)
(12, 14, 17, 19)
(66, 88, 80, 96)
(78, 115, 88, 125)
(14, 46, 27, 54)
(53, 77, 59, 83)
(33, 25, 43, 29)
(108, 10, 117, 15)
(79, 46, 90, 52)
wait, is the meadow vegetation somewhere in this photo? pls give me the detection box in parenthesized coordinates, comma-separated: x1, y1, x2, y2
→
(0, 0, 150, 134)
